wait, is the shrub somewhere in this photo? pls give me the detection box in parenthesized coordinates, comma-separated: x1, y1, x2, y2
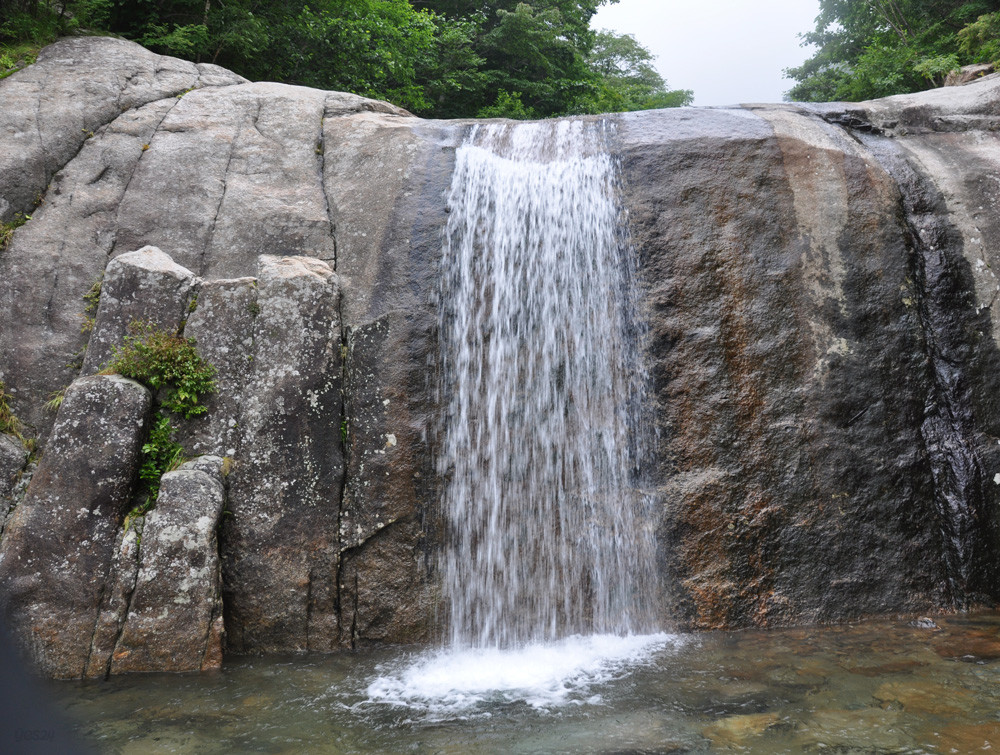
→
(103, 321, 216, 418)
(0, 212, 29, 252)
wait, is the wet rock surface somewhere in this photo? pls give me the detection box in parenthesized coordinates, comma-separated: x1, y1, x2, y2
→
(618, 93, 1000, 628)
(1, 36, 1000, 673)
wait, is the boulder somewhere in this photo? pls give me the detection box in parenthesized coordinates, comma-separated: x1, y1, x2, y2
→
(222, 256, 344, 653)
(0, 375, 150, 678)
(80, 246, 197, 374)
(109, 456, 227, 674)
(945, 64, 996, 86)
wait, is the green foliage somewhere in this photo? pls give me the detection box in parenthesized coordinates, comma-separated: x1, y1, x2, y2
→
(103, 321, 216, 419)
(0, 212, 29, 252)
(2, 0, 692, 117)
(0, 380, 33, 451)
(915, 53, 961, 85)
(0, 380, 22, 437)
(137, 412, 185, 505)
(0, 1, 66, 79)
(787, 0, 1000, 102)
(959, 11, 1000, 63)
(477, 89, 535, 119)
(80, 276, 102, 333)
(575, 29, 693, 113)
(44, 389, 65, 413)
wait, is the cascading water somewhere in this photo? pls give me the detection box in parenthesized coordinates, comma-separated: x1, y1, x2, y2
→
(437, 119, 658, 647)
(365, 120, 671, 715)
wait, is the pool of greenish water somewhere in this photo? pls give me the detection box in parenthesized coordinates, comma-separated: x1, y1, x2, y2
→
(50, 612, 1000, 753)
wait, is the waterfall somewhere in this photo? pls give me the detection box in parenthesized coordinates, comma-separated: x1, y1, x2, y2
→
(437, 120, 658, 649)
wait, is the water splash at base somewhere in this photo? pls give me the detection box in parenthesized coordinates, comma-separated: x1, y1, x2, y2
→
(363, 633, 679, 719)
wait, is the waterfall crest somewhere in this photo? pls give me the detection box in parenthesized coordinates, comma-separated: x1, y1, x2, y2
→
(438, 120, 658, 648)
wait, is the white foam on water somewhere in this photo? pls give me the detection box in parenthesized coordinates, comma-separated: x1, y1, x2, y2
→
(361, 633, 679, 718)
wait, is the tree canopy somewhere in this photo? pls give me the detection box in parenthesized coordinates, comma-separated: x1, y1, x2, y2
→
(786, 0, 1000, 102)
(1, 0, 694, 118)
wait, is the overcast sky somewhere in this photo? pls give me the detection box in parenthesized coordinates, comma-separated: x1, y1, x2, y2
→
(591, 0, 822, 106)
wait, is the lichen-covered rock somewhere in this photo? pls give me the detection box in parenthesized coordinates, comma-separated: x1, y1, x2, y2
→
(84, 525, 140, 679)
(0, 375, 150, 678)
(110, 456, 227, 674)
(222, 256, 344, 653)
(0, 433, 26, 507)
(0, 38, 405, 435)
(81, 246, 197, 374)
(180, 277, 257, 457)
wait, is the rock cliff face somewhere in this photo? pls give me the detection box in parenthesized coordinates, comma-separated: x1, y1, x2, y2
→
(1, 37, 999, 676)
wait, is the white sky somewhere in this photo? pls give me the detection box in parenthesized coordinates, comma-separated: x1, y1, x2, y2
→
(592, 0, 821, 106)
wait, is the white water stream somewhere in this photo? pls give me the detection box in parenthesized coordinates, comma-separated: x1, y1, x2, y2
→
(369, 119, 662, 713)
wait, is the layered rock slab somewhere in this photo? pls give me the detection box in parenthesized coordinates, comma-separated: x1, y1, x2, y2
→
(0, 375, 150, 677)
(81, 245, 197, 374)
(110, 456, 227, 674)
(221, 255, 345, 653)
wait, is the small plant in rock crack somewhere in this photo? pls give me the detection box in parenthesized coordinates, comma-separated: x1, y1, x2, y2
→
(124, 412, 187, 534)
(80, 276, 102, 334)
(102, 321, 216, 520)
(44, 389, 65, 413)
(137, 412, 185, 504)
(0, 380, 35, 453)
(102, 321, 217, 418)
(0, 212, 30, 253)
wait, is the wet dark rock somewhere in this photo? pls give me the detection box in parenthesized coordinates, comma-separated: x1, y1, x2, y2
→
(619, 94, 1000, 629)
(338, 314, 436, 647)
(0, 375, 150, 678)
